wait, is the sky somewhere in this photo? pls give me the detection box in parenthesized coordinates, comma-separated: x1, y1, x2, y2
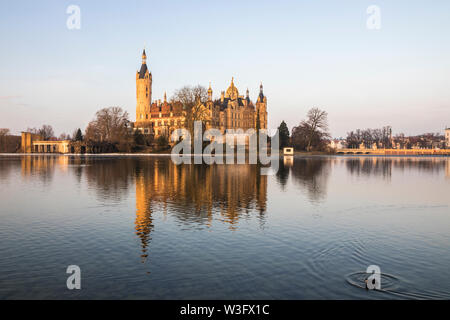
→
(0, 0, 449, 138)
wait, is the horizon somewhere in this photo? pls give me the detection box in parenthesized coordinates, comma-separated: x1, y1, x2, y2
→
(1, 0, 449, 138)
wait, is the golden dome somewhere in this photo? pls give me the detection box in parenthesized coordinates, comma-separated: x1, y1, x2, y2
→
(225, 77, 239, 100)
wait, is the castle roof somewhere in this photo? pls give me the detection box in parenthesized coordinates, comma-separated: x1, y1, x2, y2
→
(138, 64, 148, 79)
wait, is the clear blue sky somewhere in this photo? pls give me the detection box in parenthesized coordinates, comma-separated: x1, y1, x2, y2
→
(1, 0, 449, 137)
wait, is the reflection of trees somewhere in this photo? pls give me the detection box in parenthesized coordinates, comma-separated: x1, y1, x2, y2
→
(276, 159, 290, 189)
(290, 158, 330, 203)
(84, 158, 135, 202)
(346, 157, 447, 178)
(391, 158, 446, 175)
(346, 158, 392, 179)
(0, 156, 21, 181)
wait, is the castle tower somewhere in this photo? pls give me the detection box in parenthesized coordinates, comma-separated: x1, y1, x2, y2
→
(208, 82, 213, 101)
(256, 82, 268, 130)
(136, 49, 152, 122)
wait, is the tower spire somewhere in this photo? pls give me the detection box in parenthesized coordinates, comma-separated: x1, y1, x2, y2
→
(142, 48, 147, 64)
(258, 82, 265, 102)
(208, 82, 213, 101)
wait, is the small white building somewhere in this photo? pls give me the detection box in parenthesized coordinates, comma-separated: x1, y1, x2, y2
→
(329, 139, 346, 150)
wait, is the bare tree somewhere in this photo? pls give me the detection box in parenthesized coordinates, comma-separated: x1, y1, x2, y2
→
(26, 127, 39, 135)
(59, 133, 71, 140)
(37, 125, 54, 140)
(0, 128, 21, 153)
(171, 85, 209, 142)
(0, 129, 10, 152)
(299, 108, 330, 151)
(291, 108, 330, 151)
(85, 107, 132, 152)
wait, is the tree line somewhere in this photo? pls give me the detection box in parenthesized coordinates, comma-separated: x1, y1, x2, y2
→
(346, 126, 393, 149)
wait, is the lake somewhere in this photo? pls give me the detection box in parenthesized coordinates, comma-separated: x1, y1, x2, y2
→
(0, 155, 449, 299)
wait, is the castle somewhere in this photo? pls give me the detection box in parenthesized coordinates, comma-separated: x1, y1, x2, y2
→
(133, 49, 268, 138)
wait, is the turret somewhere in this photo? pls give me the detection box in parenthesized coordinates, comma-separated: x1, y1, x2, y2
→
(255, 82, 267, 130)
(208, 82, 213, 101)
(136, 48, 152, 122)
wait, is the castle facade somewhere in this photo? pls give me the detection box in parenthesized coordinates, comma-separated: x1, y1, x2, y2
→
(133, 50, 268, 138)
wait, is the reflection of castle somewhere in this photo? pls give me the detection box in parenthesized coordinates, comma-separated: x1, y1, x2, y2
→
(133, 49, 268, 137)
(134, 160, 268, 259)
(446, 160, 450, 178)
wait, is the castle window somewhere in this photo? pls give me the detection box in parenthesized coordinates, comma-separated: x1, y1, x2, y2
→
(146, 114, 148, 119)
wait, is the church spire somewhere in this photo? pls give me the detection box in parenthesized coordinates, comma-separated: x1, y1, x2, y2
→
(164, 91, 167, 103)
(258, 82, 265, 102)
(142, 49, 147, 64)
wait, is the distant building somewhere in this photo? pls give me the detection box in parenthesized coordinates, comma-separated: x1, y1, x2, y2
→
(133, 49, 268, 138)
(446, 128, 450, 148)
(21, 132, 70, 153)
(329, 139, 346, 150)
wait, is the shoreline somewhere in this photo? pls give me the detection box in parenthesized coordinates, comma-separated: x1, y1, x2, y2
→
(1, 152, 448, 158)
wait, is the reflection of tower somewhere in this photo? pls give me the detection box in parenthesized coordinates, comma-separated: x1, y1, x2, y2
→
(135, 172, 154, 262)
(133, 160, 268, 248)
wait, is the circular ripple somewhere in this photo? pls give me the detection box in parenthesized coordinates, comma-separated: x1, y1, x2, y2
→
(346, 271, 450, 299)
(346, 271, 400, 291)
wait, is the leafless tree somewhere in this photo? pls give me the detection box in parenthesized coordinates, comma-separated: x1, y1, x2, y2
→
(0, 128, 10, 137)
(0, 129, 10, 152)
(85, 107, 132, 152)
(59, 133, 71, 140)
(0, 128, 20, 153)
(37, 125, 55, 140)
(171, 85, 209, 142)
(291, 108, 330, 151)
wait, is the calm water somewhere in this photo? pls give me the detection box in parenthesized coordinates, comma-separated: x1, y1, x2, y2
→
(0, 155, 449, 300)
